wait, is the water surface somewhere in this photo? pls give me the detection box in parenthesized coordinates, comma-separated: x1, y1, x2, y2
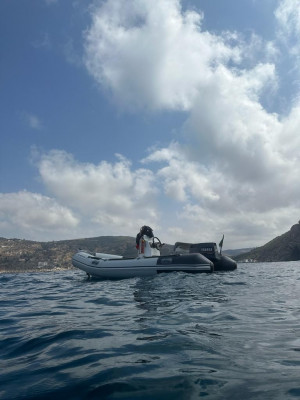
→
(0, 262, 299, 399)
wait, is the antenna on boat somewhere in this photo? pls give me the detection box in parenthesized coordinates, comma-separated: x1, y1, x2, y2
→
(219, 234, 224, 255)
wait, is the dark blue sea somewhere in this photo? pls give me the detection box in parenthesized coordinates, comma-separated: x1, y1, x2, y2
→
(1, 262, 299, 400)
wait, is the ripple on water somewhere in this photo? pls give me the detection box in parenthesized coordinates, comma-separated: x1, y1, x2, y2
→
(0, 263, 300, 400)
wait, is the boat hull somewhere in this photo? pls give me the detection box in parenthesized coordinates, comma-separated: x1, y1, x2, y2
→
(72, 251, 213, 279)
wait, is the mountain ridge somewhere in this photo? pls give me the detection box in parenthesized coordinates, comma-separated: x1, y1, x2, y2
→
(234, 223, 300, 262)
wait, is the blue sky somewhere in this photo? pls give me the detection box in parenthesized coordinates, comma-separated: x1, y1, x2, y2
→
(1, 0, 300, 248)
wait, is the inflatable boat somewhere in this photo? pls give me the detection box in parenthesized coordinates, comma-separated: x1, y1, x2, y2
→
(72, 251, 214, 279)
(72, 228, 213, 279)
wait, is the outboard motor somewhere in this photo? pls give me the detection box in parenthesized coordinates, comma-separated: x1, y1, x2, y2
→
(189, 243, 237, 271)
(174, 241, 237, 271)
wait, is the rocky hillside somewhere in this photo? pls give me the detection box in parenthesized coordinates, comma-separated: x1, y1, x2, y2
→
(235, 223, 300, 262)
(0, 236, 173, 273)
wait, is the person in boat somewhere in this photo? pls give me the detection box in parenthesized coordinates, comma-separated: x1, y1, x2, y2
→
(136, 225, 154, 249)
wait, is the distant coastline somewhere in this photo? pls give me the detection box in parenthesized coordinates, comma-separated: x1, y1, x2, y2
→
(0, 265, 75, 274)
(1, 223, 300, 273)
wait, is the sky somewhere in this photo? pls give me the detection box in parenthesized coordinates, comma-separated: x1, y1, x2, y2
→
(1, 0, 300, 249)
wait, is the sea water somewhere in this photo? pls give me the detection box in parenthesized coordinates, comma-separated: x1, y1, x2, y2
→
(0, 262, 299, 400)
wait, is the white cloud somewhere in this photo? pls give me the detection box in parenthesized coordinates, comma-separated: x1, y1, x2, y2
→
(243, 33, 279, 65)
(275, 0, 300, 39)
(275, 0, 300, 64)
(0, 150, 159, 242)
(185, 64, 282, 183)
(174, 202, 299, 248)
(143, 143, 219, 203)
(143, 135, 300, 247)
(3, 126, 300, 246)
(140, 63, 300, 244)
(36, 150, 159, 236)
(0, 191, 78, 240)
(84, 0, 241, 111)
(279, 102, 300, 160)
